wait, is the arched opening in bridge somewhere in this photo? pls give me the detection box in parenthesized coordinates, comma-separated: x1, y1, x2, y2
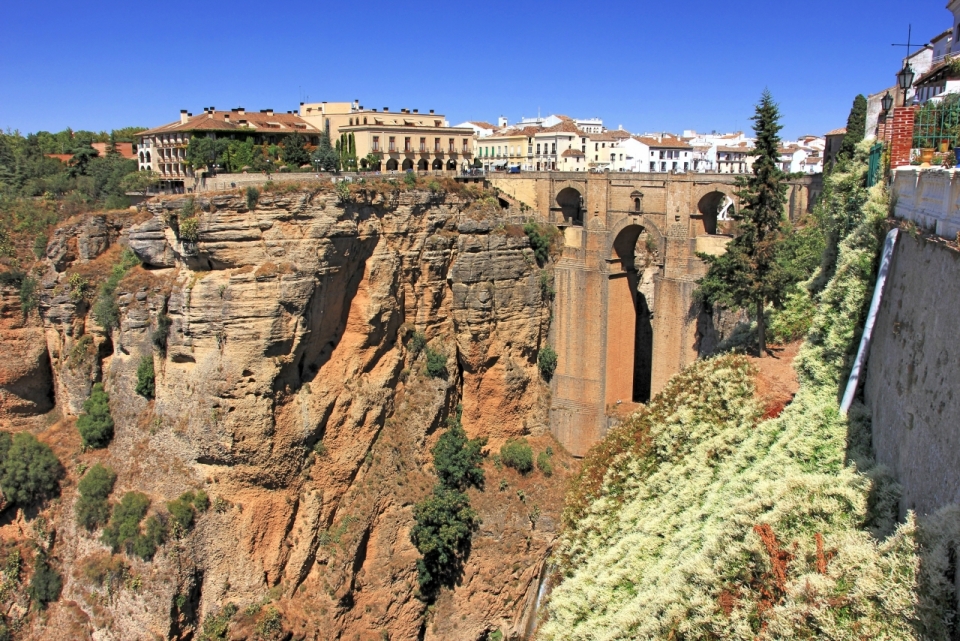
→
(607, 224, 655, 404)
(556, 187, 583, 226)
(697, 191, 732, 235)
(386, 159, 399, 171)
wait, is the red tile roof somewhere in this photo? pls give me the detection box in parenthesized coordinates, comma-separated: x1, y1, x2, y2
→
(468, 121, 498, 130)
(825, 127, 847, 137)
(633, 135, 692, 150)
(561, 149, 585, 157)
(140, 110, 320, 137)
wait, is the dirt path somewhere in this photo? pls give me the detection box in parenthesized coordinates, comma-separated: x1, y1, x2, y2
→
(748, 341, 802, 419)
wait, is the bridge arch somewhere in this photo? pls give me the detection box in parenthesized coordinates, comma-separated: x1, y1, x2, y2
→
(605, 221, 660, 405)
(556, 187, 584, 226)
(694, 187, 737, 236)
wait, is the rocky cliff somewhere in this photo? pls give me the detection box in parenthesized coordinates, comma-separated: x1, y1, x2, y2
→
(0, 181, 572, 640)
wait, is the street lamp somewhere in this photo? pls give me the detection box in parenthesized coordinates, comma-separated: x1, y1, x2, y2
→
(897, 64, 915, 106)
(881, 91, 894, 113)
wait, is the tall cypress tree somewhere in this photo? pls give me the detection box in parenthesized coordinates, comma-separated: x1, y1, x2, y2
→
(697, 90, 790, 357)
(839, 94, 867, 160)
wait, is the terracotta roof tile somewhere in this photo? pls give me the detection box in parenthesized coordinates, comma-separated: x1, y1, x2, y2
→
(825, 127, 847, 136)
(561, 149, 585, 157)
(468, 121, 498, 130)
(140, 110, 320, 137)
(633, 136, 692, 149)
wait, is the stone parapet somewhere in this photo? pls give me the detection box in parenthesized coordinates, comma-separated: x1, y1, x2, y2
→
(892, 166, 960, 239)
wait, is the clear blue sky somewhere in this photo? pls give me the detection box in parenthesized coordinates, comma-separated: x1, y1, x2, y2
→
(0, 0, 950, 139)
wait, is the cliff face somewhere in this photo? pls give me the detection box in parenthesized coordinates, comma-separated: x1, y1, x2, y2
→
(0, 184, 571, 640)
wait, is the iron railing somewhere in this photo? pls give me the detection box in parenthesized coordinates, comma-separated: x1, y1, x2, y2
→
(913, 94, 960, 150)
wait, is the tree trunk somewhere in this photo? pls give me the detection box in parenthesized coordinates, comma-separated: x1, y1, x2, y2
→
(756, 298, 766, 358)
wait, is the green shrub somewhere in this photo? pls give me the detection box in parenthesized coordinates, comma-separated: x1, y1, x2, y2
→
(75, 463, 117, 530)
(254, 606, 283, 640)
(32, 233, 47, 260)
(524, 221, 557, 266)
(27, 554, 61, 607)
(179, 216, 200, 242)
(197, 603, 238, 641)
(246, 186, 260, 210)
(153, 312, 172, 354)
(425, 347, 447, 378)
(408, 331, 427, 356)
(76, 383, 114, 449)
(19, 276, 38, 316)
(500, 438, 533, 474)
(403, 171, 417, 187)
(101, 491, 166, 561)
(538, 345, 558, 380)
(536, 451, 553, 477)
(92, 250, 139, 330)
(411, 486, 479, 599)
(166, 490, 207, 536)
(135, 355, 155, 398)
(432, 408, 486, 490)
(335, 180, 351, 204)
(412, 406, 486, 601)
(0, 432, 63, 507)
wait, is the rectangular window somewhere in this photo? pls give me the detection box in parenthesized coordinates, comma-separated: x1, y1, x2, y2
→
(419, 137, 426, 152)
(435, 138, 440, 151)
(595, 143, 599, 151)
(551, 143, 556, 154)
(661, 162, 667, 172)
(389, 136, 396, 152)
(405, 137, 411, 152)
(528, 144, 533, 154)
(373, 136, 380, 152)
(537, 143, 541, 154)
(449, 138, 455, 152)
(463, 139, 468, 152)
(650, 162, 657, 172)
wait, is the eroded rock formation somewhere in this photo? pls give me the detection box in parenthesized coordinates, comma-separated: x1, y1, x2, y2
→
(0, 184, 571, 641)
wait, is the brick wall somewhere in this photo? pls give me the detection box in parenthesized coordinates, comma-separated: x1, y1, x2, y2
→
(889, 106, 918, 169)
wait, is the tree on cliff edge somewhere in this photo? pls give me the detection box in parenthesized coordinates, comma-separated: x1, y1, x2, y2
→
(839, 94, 868, 161)
(697, 90, 790, 357)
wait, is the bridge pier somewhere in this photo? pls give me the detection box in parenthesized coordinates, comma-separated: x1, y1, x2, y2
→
(487, 172, 822, 457)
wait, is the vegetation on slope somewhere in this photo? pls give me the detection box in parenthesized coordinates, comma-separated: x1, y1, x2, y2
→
(541, 146, 952, 639)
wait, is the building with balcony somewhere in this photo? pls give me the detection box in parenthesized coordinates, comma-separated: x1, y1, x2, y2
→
(137, 107, 321, 192)
(298, 101, 475, 173)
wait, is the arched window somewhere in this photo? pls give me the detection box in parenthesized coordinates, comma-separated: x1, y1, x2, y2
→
(634, 198, 642, 212)
(363, 117, 367, 124)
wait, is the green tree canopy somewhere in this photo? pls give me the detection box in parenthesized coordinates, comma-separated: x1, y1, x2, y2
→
(431, 412, 486, 490)
(76, 463, 117, 530)
(311, 131, 339, 172)
(697, 91, 791, 356)
(281, 132, 311, 167)
(839, 94, 868, 161)
(0, 432, 63, 507)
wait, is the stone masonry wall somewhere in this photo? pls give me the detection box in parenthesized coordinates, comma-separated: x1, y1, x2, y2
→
(864, 231, 960, 516)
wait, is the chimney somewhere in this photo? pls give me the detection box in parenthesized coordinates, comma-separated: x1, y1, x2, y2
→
(413, 109, 419, 114)
(384, 107, 389, 112)
(498, 116, 508, 128)
(237, 107, 245, 115)
(429, 109, 435, 114)
(210, 106, 215, 112)
(180, 109, 189, 124)
(224, 113, 231, 122)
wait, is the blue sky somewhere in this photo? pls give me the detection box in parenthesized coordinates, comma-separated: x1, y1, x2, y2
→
(0, 0, 950, 139)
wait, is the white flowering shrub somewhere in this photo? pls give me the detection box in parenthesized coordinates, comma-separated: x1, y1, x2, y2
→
(542, 167, 958, 640)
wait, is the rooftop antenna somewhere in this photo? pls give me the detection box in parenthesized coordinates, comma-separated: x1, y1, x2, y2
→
(891, 24, 915, 62)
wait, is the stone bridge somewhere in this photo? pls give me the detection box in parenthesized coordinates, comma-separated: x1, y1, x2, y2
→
(486, 171, 822, 456)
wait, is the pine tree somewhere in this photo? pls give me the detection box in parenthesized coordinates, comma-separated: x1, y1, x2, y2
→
(697, 90, 790, 357)
(839, 94, 867, 160)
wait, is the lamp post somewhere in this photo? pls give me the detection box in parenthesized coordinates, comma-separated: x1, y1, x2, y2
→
(881, 91, 894, 113)
(897, 64, 915, 107)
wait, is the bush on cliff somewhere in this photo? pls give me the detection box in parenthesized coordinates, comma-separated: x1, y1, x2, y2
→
(101, 491, 166, 561)
(27, 554, 61, 607)
(77, 383, 114, 449)
(541, 150, 939, 640)
(412, 407, 486, 601)
(166, 490, 209, 537)
(75, 463, 117, 530)
(538, 345, 558, 380)
(135, 355, 155, 399)
(425, 347, 447, 378)
(0, 432, 63, 508)
(523, 220, 557, 266)
(500, 438, 533, 474)
(91, 249, 139, 330)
